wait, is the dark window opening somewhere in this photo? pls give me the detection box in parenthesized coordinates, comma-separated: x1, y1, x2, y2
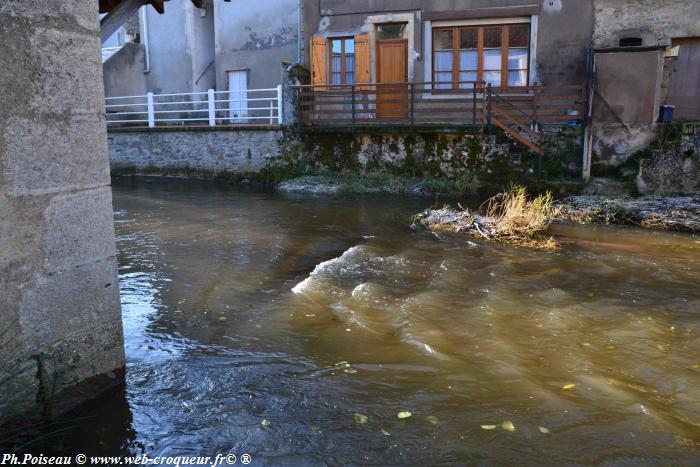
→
(619, 37, 643, 47)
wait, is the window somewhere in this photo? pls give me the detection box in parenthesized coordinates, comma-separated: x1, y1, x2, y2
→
(330, 38, 355, 85)
(433, 23, 530, 89)
(619, 37, 643, 47)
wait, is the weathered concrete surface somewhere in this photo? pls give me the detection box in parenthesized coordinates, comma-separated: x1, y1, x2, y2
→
(593, 0, 700, 49)
(0, 1, 124, 420)
(108, 127, 282, 173)
(214, 0, 299, 91)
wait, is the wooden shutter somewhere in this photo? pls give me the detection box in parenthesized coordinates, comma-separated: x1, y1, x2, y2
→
(311, 35, 327, 90)
(355, 34, 371, 90)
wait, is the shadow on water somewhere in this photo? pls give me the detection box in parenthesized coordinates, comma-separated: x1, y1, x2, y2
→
(6, 176, 700, 464)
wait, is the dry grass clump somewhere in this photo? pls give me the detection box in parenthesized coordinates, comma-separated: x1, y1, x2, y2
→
(413, 185, 560, 250)
(484, 185, 560, 247)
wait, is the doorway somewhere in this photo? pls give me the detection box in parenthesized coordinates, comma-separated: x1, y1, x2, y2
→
(376, 24, 408, 120)
(667, 38, 700, 119)
(227, 70, 248, 123)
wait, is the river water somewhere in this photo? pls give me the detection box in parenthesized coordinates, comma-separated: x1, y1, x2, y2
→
(24, 178, 700, 464)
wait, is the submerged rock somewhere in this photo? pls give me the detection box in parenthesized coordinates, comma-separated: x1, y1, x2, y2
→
(557, 195, 700, 232)
(278, 176, 341, 194)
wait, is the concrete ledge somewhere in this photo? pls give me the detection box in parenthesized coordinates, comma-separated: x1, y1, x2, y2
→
(107, 124, 282, 133)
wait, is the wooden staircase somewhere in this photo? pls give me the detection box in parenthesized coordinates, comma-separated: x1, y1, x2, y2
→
(490, 103, 545, 155)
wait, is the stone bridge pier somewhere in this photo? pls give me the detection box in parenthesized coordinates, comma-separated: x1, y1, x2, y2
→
(0, 1, 124, 422)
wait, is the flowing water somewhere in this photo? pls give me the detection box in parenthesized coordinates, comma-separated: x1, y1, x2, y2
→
(18, 178, 700, 464)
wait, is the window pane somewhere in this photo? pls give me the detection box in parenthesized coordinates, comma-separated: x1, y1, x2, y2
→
(332, 39, 342, 54)
(483, 50, 502, 70)
(460, 51, 478, 70)
(435, 50, 453, 72)
(459, 28, 477, 49)
(331, 72, 341, 85)
(508, 49, 528, 69)
(508, 70, 527, 86)
(483, 70, 501, 87)
(435, 72, 453, 89)
(344, 38, 354, 54)
(345, 54, 355, 84)
(377, 23, 406, 40)
(509, 25, 529, 48)
(483, 27, 502, 48)
(459, 71, 478, 88)
(434, 29, 453, 50)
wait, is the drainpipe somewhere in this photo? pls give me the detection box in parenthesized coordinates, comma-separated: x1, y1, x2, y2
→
(140, 6, 151, 73)
(286, 0, 302, 72)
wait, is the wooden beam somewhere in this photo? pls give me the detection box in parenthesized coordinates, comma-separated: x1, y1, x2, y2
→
(100, 0, 148, 42)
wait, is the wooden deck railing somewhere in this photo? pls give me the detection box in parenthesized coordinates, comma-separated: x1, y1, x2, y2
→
(294, 82, 586, 131)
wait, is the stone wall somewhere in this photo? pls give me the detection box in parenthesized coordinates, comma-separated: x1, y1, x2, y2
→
(109, 127, 283, 173)
(0, 1, 124, 420)
(637, 127, 700, 195)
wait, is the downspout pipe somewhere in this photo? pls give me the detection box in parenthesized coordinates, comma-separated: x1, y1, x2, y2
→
(286, 0, 302, 72)
(140, 6, 151, 73)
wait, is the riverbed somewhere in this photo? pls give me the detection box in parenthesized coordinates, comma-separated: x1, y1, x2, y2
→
(26, 178, 700, 464)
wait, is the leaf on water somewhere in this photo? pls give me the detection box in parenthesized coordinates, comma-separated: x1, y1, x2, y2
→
(261, 419, 271, 427)
(218, 316, 227, 321)
(539, 426, 551, 434)
(656, 343, 668, 351)
(305, 314, 316, 318)
(354, 413, 368, 424)
(343, 368, 357, 374)
(501, 421, 516, 432)
(335, 361, 349, 366)
(480, 424, 498, 430)
(381, 428, 391, 436)
(562, 383, 576, 390)
(426, 415, 439, 425)
(397, 411, 412, 419)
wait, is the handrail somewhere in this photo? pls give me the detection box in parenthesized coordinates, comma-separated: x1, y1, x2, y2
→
(105, 86, 284, 127)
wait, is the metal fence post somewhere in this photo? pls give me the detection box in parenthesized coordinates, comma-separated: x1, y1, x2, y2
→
(409, 82, 415, 131)
(351, 84, 356, 132)
(472, 84, 477, 130)
(147, 92, 155, 128)
(485, 83, 492, 135)
(207, 89, 216, 127)
(277, 85, 284, 125)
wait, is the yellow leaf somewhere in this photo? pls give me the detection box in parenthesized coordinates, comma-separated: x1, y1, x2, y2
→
(562, 383, 576, 390)
(354, 413, 368, 424)
(397, 411, 412, 419)
(344, 368, 357, 374)
(380, 429, 391, 436)
(481, 424, 498, 430)
(426, 415, 439, 425)
(501, 421, 515, 432)
(539, 426, 551, 434)
(218, 316, 227, 321)
(261, 419, 270, 427)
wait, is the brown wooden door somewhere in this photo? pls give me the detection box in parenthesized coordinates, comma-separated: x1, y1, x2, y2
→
(376, 39, 408, 120)
(668, 38, 700, 118)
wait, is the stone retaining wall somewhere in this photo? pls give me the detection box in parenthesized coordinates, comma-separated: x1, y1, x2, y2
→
(108, 126, 282, 174)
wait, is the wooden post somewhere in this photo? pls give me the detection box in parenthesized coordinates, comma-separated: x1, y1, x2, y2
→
(409, 82, 415, 131)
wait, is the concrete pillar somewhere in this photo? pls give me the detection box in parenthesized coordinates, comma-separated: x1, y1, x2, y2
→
(0, 1, 125, 421)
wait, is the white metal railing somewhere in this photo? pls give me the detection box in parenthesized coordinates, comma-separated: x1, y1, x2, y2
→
(105, 86, 283, 127)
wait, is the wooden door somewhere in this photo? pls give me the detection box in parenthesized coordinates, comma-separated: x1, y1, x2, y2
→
(668, 38, 700, 119)
(376, 39, 408, 120)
